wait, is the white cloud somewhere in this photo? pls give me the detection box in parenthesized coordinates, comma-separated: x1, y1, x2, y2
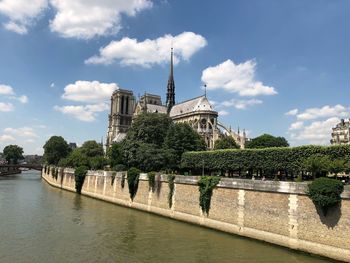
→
(17, 95, 28, 103)
(0, 134, 15, 142)
(201, 59, 277, 97)
(62, 81, 117, 103)
(50, 82, 55, 88)
(221, 98, 262, 110)
(289, 121, 304, 131)
(4, 127, 38, 138)
(292, 117, 339, 145)
(85, 32, 207, 67)
(218, 110, 229, 116)
(0, 0, 48, 34)
(54, 103, 109, 122)
(49, 0, 152, 39)
(285, 108, 298, 116)
(296, 105, 348, 120)
(0, 102, 14, 112)
(0, 85, 15, 95)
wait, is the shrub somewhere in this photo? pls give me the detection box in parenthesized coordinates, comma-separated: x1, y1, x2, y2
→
(111, 171, 116, 186)
(198, 176, 220, 215)
(121, 173, 126, 189)
(181, 145, 350, 176)
(167, 175, 176, 208)
(148, 172, 156, 192)
(307, 178, 344, 216)
(74, 166, 88, 194)
(114, 164, 127, 172)
(127, 167, 141, 200)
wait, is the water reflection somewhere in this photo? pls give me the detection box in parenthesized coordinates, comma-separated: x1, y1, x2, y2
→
(0, 171, 336, 263)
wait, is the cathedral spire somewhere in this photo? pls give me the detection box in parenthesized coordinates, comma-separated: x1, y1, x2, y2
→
(166, 48, 175, 113)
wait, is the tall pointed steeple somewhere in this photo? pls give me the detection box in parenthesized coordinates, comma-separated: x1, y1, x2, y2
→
(166, 48, 175, 113)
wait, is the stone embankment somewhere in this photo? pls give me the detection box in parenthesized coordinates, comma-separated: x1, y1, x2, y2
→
(42, 168, 350, 262)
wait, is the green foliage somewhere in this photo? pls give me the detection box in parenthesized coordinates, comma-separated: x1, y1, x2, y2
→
(121, 173, 126, 189)
(43, 136, 71, 165)
(74, 166, 88, 194)
(114, 164, 126, 172)
(148, 172, 156, 192)
(167, 175, 176, 208)
(307, 178, 344, 215)
(51, 167, 59, 180)
(246, 134, 289, 149)
(214, 136, 240, 150)
(181, 145, 350, 175)
(303, 156, 331, 178)
(198, 176, 220, 215)
(107, 143, 123, 167)
(164, 123, 206, 167)
(44, 165, 47, 173)
(3, 144, 24, 164)
(111, 172, 116, 186)
(59, 140, 105, 170)
(127, 167, 141, 200)
(126, 113, 172, 146)
(329, 159, 346, 177)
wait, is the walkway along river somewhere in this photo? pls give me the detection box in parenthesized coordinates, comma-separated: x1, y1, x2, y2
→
(0, 171, 337, 263)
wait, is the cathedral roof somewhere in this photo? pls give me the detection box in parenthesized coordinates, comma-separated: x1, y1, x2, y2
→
(146, 104, 167, 114)
(169, 95, 217, 118)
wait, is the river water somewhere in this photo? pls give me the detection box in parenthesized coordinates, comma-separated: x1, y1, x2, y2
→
(0, 171, 335, 263)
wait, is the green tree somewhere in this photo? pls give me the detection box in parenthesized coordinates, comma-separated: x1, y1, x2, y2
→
(164, 123, 206, 167)
(126, 113, 172, 146)
(3, 145, 24, 164)
(214, 136, 240, 150)
(246, 134, 289, 149)
(43, 136, 71, 165)
(329, 159, 345, 178)
(303, 156, 331, 179)
(80, 140, 104, 158)
(107, 143, 123, 168)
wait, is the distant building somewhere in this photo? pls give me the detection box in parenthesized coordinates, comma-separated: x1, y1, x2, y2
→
(331, 119, 350, 145)
(69, 143, 77, 150)
(106, 49, 247, 149)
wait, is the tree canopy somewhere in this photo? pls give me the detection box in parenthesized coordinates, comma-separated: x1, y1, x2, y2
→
(3, 145, 24, 164)
(245, 134, 289, 149)
(214, 136, 240, 150)
(43, 136, 71, 165)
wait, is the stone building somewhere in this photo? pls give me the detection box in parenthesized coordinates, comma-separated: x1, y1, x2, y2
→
(330, 118, 350, 145)
(106, 50, 247, 149)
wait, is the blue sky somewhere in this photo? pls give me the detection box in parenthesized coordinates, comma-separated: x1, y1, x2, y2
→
(0, 0, 349, 154)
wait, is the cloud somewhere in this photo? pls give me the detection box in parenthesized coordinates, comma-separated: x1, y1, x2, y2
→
(0, 102, 14, 112)
(221, 98, 262, 110)
(50, 82, 55, 88)
(285, 108, 298, 116)
(17, 95, 28, 103)
(291, 117, 339, 145)
(0, 85, 15, 95)
(62, 80, 117, 103)
(49, 0, 152, 39)
(201, 59, 277, 97)
(0, 0, 48, 34)
(296, 105, 348, 120)
(289, 121, 304, 130)
(85, 32, 207, 67)
(0, 134, 15, 142)
(4, 127, 38, 138)
(218, 110, 229, 116)
(54, 103, 109, 122)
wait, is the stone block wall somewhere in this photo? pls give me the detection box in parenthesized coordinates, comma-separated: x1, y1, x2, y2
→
(42, 168, 350, 262)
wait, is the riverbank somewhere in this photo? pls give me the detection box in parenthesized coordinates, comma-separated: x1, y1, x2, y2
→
(42, 169, 350, 262)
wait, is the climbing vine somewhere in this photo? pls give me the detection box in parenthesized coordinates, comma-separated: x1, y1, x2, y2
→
(127, 167, 140, 200)
(307, 177, 344, 216)
(111, 171, 116, 186)
(167, 175, 176, 208)
(74, 166, 88, 194)
(198, 176, 220, 215)
(148, 172, 156, 192)
(121, 173, 126, 189)
(44, 165, 47, 174)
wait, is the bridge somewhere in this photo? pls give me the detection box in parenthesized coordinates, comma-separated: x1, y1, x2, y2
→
(0, 164, 43, 176)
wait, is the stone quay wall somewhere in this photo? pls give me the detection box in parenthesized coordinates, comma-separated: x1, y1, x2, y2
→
(42, 168, 350, 262)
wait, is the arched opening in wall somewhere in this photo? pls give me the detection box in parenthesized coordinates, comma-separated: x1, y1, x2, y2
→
(121, 96, 125, 114)
(200, 118, 207, 130)
(208, 123, 213, 131)
(125, 97, 129, 114)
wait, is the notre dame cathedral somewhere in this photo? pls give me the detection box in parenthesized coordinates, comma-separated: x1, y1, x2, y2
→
(106, 49, 247, 149)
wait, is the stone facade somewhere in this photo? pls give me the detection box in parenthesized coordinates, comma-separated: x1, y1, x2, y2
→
(331, 118, 350, 145)
(43, 169, 350, 262)
(106, 51, 247, 149)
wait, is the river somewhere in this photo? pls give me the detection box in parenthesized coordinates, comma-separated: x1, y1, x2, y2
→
(0, 171, 335, 263)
